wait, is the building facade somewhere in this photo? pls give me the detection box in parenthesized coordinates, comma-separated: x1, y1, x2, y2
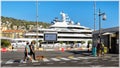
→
(2, 30, 25, 38)
(92, 27, 119, 54)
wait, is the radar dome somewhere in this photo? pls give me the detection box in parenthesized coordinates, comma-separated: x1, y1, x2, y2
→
(77, 22, 80, 25)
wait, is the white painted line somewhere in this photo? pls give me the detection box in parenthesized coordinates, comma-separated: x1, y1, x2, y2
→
(5, 59, 14, 64)
(13, 49, 17, 51)
(51, 58, 61, 61)
(71, 58, 80, 60)
(60, 58, 70, 61)
(20, 59, 23, 63)
(43, 58, 50, 62)
(32, 60, 39, 63)
(47, 62, 54, 64)
(77, 57, 89, 59)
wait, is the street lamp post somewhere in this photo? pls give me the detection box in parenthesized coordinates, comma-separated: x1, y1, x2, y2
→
(98, 9, 106, 43)
(36, 0, 39, 48)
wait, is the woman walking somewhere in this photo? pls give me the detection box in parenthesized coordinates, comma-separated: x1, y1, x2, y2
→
(23, 42, 32, 63)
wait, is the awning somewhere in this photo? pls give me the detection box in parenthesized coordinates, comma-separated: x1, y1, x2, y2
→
(102, 32, 114, 35)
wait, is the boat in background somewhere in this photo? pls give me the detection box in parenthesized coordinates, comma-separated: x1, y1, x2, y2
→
(24, 12, 93, 48)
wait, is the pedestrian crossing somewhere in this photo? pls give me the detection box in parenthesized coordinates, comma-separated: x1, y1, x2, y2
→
(2, 57, 98, 64)
(60, 57, 70, 61)
(51, 58, 61, 61)
(6, 59, 14, 64)
(43, 58, 50, 62)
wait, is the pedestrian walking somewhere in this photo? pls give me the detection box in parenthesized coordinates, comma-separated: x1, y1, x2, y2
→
(87, 43, 90, 52)
(29, 41, 36, 61)
(92, 44, 97, 57)
(97, 42, 102, 57)
(78, 43, 81, 48)
(39, 42, 41, 48)
(23, 42, 32, 63)
(12, 46, 14, 52)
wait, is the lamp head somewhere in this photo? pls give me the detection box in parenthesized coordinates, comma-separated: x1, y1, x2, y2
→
(102, 13, 106, 20)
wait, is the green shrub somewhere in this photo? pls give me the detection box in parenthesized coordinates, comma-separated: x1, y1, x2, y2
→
(1, 39, 11, 48)
(88, 40, 92, 44)
(81, 41, 85, 44)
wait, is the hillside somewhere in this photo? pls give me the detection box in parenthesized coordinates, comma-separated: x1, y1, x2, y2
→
(1, 16, 51, 29)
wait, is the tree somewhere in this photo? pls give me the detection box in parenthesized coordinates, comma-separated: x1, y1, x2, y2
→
(88, 40, 92, 44)
(66, 41, 69, 45)
(38, 40, 42, 48)
(60, 41, 63, 47)
(1, 39, 11, 48)
(81, 41, 85, 48)
(74, 41, 77, 44)
(38, 40, 42, 43)
(1, 16, 50, 30)
(81, 41, 85, 45)
(32, 40, 36, 44)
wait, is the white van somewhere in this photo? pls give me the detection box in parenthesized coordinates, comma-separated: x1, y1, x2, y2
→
(11, 38, 35, 48)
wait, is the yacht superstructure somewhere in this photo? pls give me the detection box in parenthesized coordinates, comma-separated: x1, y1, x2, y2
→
(24, 12, 92, 46)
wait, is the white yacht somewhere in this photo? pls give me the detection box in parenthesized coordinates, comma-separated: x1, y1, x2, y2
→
(24, 12, 92, 46)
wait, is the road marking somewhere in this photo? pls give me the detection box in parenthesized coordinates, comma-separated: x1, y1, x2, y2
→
(71, 57, 80, 60)
(43, 58, 50, 62)
(5, 59, 14, 64)
(60, 58, 70, 61)
(32, 60, 39, 63)
(78, 57, 98, 59)
(77, 57, 89, 59)
(47, 62, 54, 64)
(20, 60, 24, 63)
(51, 58, 61, 61)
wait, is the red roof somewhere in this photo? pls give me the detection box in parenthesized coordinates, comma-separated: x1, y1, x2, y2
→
(2, 30, 24, 33)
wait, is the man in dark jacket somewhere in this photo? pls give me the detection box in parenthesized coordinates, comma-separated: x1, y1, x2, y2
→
(29, 41, 36, 60)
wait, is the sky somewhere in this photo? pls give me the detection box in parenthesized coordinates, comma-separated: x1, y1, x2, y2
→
(1, 1, 119, 30)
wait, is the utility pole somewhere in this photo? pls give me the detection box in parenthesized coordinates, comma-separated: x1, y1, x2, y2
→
(94, 1, 96, 31)
(98, 9, 106, 43)
(36, 0, 39, 47)
(92, 1, 97, 57)
(99, 9, 101, 43)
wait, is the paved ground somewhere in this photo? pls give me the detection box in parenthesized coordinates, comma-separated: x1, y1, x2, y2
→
(1, 51, 119, 67)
